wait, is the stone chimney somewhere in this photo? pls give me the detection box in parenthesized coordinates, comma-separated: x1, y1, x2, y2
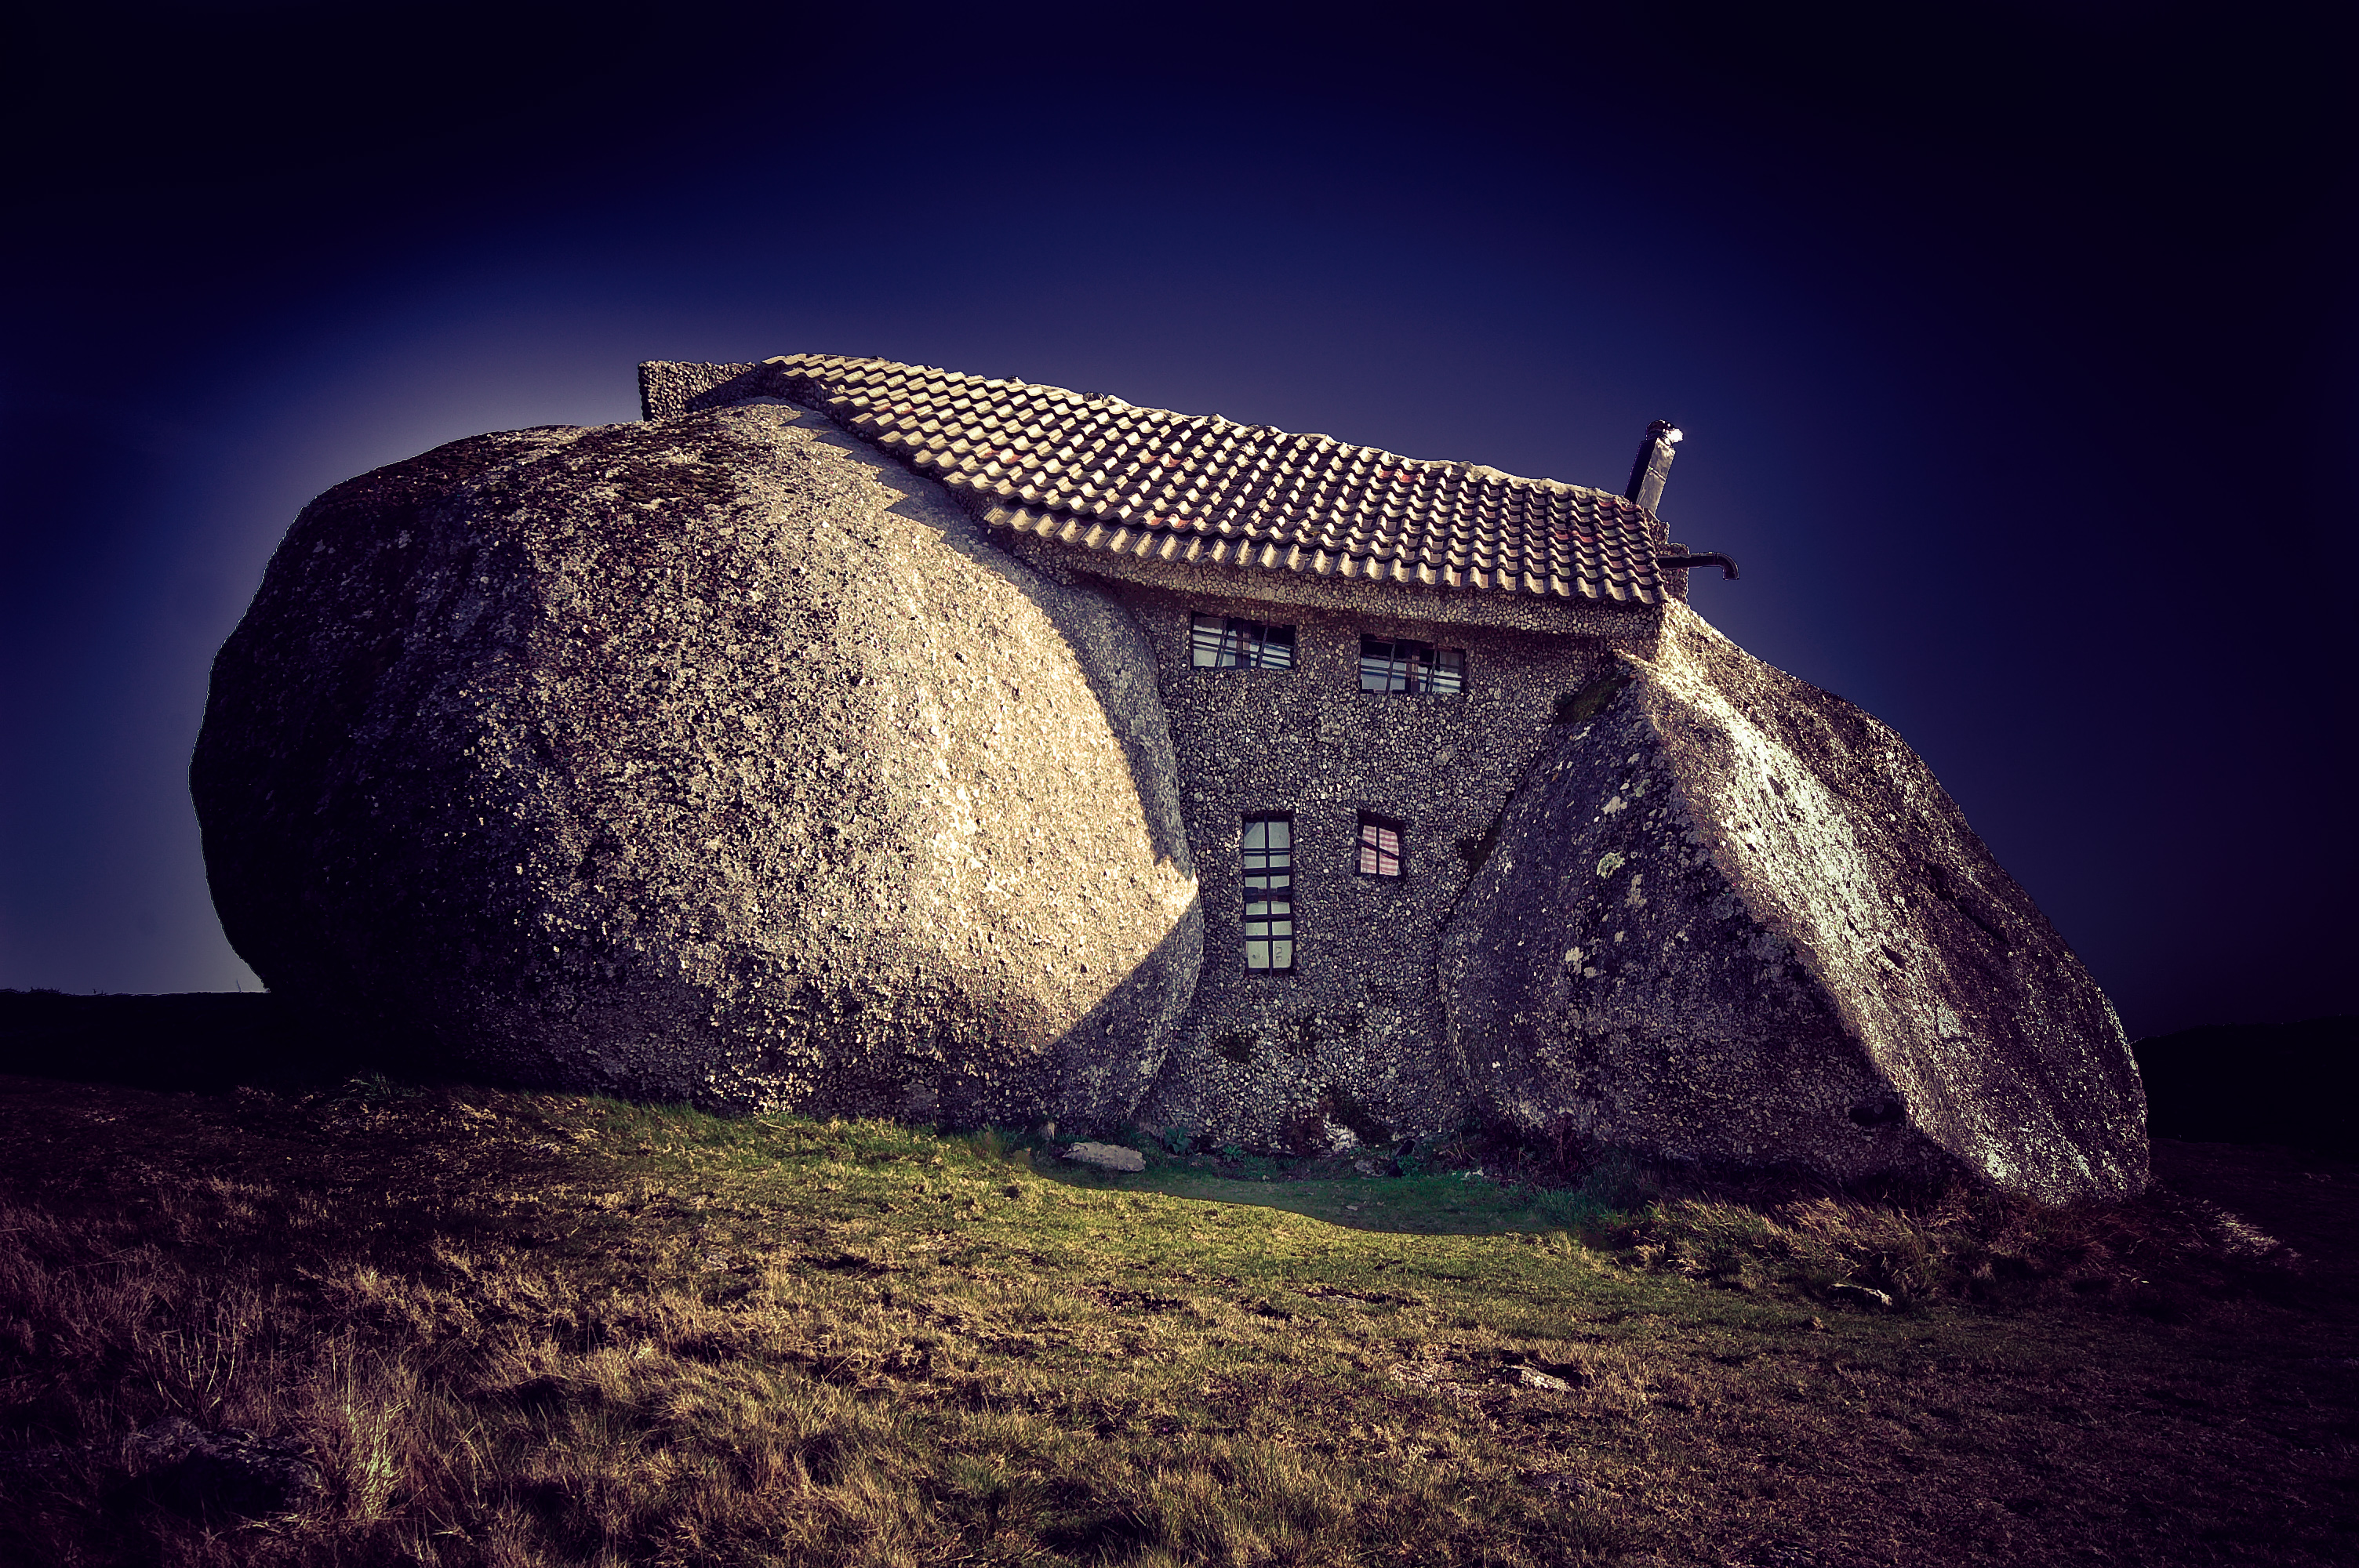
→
(1623, 419, 1684, 513)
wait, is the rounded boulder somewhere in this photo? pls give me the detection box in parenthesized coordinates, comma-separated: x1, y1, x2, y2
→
(191, 402, 1201, 1125)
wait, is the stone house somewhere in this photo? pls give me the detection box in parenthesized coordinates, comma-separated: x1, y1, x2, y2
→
(642, 354, 1738, 1147)
(195, 347, 2146, 1198)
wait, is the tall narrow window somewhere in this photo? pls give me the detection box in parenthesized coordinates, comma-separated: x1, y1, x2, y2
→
(1357, 815, 1404, 878)
(1193, 613, 1296, 670)
(1358, 635, 1465, 695)
(1241, 816, 1295, 971)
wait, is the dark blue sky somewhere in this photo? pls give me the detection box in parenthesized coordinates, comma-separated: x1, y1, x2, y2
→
(2, 3, 2350, 1037)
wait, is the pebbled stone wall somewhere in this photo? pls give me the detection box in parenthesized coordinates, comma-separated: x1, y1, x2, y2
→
(1121, 583, 1641, 1150)
(638, 361, 770, 419)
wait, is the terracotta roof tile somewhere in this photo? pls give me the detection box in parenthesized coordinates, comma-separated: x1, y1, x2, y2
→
(749, 352, 1668, 608)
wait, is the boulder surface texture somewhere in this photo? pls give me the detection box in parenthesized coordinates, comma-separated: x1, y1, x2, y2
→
(192, 402, 1199, 1125)
(1438, 607, 2148, 1202)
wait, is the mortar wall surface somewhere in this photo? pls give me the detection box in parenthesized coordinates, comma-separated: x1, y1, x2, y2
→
(1121, 579, 1651, 1149)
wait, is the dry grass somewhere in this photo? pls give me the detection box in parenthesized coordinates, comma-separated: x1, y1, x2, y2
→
(1590, 1176, 2307, 1315)
(0, 1069, 2354, 1566)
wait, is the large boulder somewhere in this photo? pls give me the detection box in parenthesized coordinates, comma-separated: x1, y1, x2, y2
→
(192, 401, 1200, 1125)
(1438, 606, 2147, 1201)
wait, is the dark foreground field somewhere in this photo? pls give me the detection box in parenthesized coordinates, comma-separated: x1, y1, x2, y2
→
(0, 998, 2354, 1566)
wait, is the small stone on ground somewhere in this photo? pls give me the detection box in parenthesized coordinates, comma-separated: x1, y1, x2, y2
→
(1830, 1281, 1895, 1309)
(1063, 1142, 1146, 1173)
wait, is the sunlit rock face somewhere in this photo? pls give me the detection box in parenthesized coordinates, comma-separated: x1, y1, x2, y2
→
(1438, 606, 2148, 1202)
(191, 401, 1200, 1125)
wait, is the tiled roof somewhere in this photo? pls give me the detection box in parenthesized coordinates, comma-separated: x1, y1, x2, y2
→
(757, 352, 1671, 607)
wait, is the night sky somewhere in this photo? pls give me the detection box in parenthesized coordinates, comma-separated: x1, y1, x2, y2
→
(2, 5, 2350, 1040)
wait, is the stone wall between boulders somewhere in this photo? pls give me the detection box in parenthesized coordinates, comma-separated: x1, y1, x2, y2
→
(1123, 581, 1625, 1151)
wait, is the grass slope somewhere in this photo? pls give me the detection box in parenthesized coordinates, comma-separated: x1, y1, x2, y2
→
(0, 1067, 2354, 1566)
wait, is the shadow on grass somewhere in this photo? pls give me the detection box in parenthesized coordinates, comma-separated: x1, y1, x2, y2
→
(13, 990, 2354, 1275)
(1052, 1165, 1590, 1236)
(0, 991, 1629, 1240)
(982, 1122, 1659, 1239)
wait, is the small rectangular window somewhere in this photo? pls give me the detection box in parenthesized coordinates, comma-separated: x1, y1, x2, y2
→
(1193, 614, 1296, 670)
(1357, 815, 1403, 878)
(1241, 816, 1295, 971)
(1358, 636, 1464, 695)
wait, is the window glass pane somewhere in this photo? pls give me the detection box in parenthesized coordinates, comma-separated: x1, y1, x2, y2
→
(1242, 816, 1294, 971)
(1194, 615, 1296, 669)
(1190, 614, 1230, 667)
(1426, 647, 1466, 695)
(1361, 635, 1465, 695)
(1251, 622, 1296, 669)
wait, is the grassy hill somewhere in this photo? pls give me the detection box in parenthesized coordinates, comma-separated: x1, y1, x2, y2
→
(1, 996, 2354, 1565)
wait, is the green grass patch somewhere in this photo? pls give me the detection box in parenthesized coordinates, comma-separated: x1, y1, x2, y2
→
(1, 1069, 2354, 1566)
